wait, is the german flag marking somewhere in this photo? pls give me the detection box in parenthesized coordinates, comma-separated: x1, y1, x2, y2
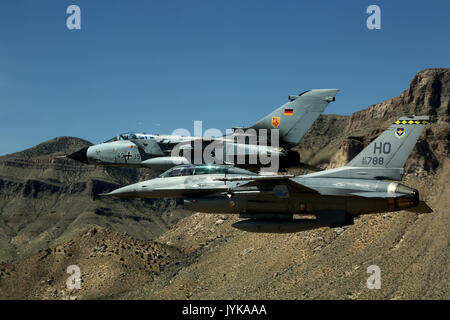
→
(284, 109, 294, 116)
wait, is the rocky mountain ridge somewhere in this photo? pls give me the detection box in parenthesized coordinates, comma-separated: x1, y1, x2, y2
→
(0, 137, 190, 264)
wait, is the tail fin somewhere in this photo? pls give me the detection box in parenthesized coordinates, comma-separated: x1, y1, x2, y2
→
(307, 115, 429, 180)
(347, 116, 429, 169)
(251, 89, 339, 147)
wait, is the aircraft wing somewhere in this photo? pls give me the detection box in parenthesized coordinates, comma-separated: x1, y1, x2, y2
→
(215, 175, 318, 194)
(99, 186, 229, 198)
(214, 175, 296, 182)
(159, 187, 229, 196)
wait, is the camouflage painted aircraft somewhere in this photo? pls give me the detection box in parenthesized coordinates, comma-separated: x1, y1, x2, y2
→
(101, 115, 432, 233)
(67, 89, 339, 171)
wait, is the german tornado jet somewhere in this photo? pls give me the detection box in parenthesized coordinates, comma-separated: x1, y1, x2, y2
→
(67, 89, 339, 171)
(101, 115, 433, 233)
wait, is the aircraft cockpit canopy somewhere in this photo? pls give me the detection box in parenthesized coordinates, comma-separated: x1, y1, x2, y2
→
(104, 132, 152, 143)
(159, 164, 255, 178)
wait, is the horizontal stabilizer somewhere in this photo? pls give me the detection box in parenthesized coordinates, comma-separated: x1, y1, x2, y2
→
(406, 201, 433, 213)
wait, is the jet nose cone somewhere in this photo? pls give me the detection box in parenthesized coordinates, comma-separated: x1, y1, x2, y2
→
(101, 185, 137, 198)
(67, 147, 89, 164)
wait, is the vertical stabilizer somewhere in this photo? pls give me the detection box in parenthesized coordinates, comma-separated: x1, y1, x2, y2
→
(251, 89, 339, 147)
(306, 115, 429, 180)
(347, 115, 429, 169)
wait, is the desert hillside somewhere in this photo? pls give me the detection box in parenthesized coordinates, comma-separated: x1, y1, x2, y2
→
(0, 137, 190, 264)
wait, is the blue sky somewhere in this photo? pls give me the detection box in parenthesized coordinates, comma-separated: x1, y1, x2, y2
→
(0, 0, 448, 155)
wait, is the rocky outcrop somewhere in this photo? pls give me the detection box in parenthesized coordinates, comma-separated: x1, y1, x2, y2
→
(402, 68, 449, 116)
(327, 138, 364, 169)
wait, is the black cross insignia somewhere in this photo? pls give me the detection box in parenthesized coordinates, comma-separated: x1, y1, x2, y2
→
(124, 152, 132, 160)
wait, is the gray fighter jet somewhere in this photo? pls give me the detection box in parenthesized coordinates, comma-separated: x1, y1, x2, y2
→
(67, 89, 339, 171)
(101, 115, 433, 233)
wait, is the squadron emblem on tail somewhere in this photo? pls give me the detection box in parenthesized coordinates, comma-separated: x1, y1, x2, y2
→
(395, 127, 405, 138)
(271, 117, 280, 128)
